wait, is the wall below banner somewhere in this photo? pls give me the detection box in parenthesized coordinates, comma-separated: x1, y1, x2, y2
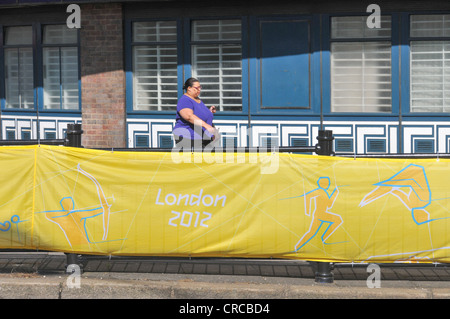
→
(1, 145, 450, 264)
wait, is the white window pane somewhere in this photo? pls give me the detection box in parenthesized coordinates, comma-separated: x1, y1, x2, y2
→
(331, 42, 392, 112)
(410, 41, 450, 112)
(192, 20, 241, 42)
(331, 16, 391, 39)
(411, 15, 450, 38)
(5, 26, 32, 45)
(43, 25, 77, 44)
(43, 47, 79, 110)
(61, 48, 79, 109)
(4, 48, 34, 109)
(133, 21, 177, 42)
(44, 48, 60, 109)
(192, 44, 242, 112)
(133, 45, 178, 111)
(191, 20, 242, 111)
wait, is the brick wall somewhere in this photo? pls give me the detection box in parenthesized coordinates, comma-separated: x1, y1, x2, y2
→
(80, 3, 126, 148)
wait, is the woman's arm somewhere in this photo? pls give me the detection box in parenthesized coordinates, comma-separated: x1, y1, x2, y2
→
(179, 108, 216, 136)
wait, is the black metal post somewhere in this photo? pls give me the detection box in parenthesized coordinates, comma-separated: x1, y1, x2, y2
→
(315, 261, 334, 283)
(313, 130, 335, 283)
(316, 129, 334, 156)
(64, 123, 83, 148)
(64, 123, 83, 274)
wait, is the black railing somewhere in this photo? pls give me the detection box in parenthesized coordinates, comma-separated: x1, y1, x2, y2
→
(0, 139, 66, 146)
(96, 146, 318, 153)
(340, 153, 450, 159)
(0, 123, 83, 148)
(95, 130, 332, 155)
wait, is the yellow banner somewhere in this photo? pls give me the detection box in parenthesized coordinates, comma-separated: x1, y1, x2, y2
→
(2, 145, 450, 264)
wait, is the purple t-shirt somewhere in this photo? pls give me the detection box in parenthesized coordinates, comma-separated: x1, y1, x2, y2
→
(173, 94, 214, 140)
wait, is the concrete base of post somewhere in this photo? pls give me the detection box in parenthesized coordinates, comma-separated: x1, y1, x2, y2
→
(314, 262, 334, 283)
(65, 253, 83, 274)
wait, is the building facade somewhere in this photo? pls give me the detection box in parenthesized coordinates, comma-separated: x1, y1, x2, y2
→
(1, 0, 450, 153)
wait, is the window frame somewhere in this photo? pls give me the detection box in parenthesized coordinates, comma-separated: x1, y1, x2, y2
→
(248, 15, 321, 116)
(125, 16, 249, 117)
(130, 19, 180, 112)
(256, 17, 313, 111)
(2, 25, 35, 111)
(39, 23, 81, 113)
(189, 18, 244, 113)
(404, 13, 450, 115)
(323, 13, 400, 117)
(0, 23, 81, 115)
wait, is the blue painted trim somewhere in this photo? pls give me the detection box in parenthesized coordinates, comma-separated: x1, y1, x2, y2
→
(436, 124, 450, 153)
(182, 18, 191, 82)
(241, 16, 249, 116)
(35, 22, 43, 112)
(135, 134, 150, 148)
(251, 15, 320, 116)
(1, 110, 81, 117)
(124, 19, 133, 114)
(403, 124, 435, 153)
(321, 14, 331, 116)
(77, 27, 81, 111)
(391, 13, 400, 115)
(258, 19, 311, 109)
(247, 15, 258, 116)
(311, 14, 322, 116)
(126, 113, 176, 120)
(0, 24, 5, 113)
(414, 139, 434, 153)
(400, 12, 411, 117)
(177, 19, 185, 100)
(303, 115, 397, 121)
(402, 116, 450, 121)
(334, 138, 354, 152)
(132, 129, 150, 148)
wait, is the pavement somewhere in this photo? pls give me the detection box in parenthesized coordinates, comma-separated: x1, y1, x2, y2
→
(0, 251, 449, 303)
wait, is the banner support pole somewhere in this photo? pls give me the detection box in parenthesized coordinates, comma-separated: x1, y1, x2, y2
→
(313, 129, 335, 284)
(64, 123, 84, 274)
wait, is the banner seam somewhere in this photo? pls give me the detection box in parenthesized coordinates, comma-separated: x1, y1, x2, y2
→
(30, 145, 38, 247)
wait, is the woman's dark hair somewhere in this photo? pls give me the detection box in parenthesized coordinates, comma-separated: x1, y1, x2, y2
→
(183, 77, 199, 91)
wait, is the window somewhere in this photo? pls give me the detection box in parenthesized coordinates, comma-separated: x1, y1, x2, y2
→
(42, 25, 79, 110)
(132, 21, 178, 111)
(330, 16, 392, 113)
(410, 15, 450, 112)
(4, 26, 34, 109)
(128, 19, 243, 113)
(259, 19, 311, 109)
(191, 20, 242, 112)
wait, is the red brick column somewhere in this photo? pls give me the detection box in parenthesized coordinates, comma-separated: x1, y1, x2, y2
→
(80, 3, 126, 148)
